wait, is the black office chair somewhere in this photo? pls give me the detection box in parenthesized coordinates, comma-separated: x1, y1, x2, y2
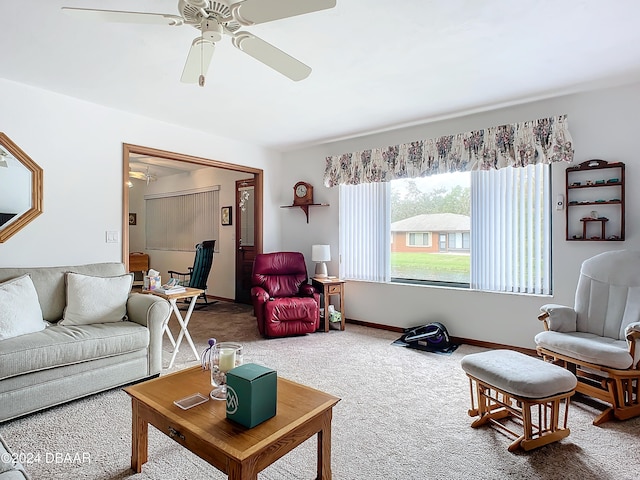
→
(168, 240, 216, 308)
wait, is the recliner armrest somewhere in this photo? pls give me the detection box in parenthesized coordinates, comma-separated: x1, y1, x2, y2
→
(299, 284, 316, 297)
(251, 286, 269, 305)
(539, 304, 577, 332)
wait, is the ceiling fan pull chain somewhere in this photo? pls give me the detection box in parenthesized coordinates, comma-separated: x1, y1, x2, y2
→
(199, 30, 205, 87)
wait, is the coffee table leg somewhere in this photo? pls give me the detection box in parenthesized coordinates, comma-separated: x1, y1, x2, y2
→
(316, 410, 333, 480)
(131, 399, 148, 473)
(227, 460, 258, 480)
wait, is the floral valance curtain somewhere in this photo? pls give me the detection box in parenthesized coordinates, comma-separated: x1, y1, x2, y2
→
(324, 114, 573, 187)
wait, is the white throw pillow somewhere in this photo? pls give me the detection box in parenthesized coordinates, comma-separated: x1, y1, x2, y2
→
(0, 274, 46, 340)
(60, 272, 133, 326)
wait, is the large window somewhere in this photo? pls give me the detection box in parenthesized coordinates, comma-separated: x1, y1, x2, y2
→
(340, 164, 551, 294)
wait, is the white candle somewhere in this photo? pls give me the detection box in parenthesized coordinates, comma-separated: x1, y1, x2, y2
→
(219, 348, 236, 372)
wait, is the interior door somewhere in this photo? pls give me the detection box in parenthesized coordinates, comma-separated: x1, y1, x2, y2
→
(235, 179, 256, 304)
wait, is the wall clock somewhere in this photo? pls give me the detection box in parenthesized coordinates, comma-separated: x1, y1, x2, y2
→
(293, 181, 313, 206)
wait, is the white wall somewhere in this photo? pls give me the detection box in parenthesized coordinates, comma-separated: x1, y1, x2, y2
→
(0, 78, 283, 268)
(281, 82, 640, 349)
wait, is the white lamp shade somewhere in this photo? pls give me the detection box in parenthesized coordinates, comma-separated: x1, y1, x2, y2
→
(311, 244, 331, 262)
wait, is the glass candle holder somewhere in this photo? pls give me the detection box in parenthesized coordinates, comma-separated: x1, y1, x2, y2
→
(210, 342, 243, 401)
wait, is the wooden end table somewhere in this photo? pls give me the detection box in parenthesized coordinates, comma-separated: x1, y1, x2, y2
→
(311, 277, 346, 332)
(142, 287, 204, 368)
(124, 366, 340, 480)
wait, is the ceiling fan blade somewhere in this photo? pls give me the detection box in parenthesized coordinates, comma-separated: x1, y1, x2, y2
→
(231, 0, 336, 26)
(181, 38, 216, 83)
(61, 7, 183, 26)
(232, 32, 311, 81)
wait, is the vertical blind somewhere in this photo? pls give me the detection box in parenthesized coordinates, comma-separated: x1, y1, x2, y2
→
(339, 182, 390, 282)
(470, 164, 551, 294)
(145, 186, 220, 251)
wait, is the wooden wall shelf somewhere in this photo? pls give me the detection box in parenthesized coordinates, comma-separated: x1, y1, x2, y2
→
(565, 159, 625, 241)
(280, 203, 329, 223)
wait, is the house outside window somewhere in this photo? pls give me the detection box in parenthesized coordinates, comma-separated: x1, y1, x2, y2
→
(406, 232, 432, 247)
(391, 173, 471, 285)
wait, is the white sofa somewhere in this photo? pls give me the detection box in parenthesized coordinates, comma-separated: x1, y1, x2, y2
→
(0, 435, 30, 479)
(0, 263, 171, 423)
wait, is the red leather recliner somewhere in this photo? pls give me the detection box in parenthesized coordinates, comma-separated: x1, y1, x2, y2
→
(251, 252, 320, 337)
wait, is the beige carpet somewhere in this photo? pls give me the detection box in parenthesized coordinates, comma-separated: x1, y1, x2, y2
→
(2, 301, 640, 479)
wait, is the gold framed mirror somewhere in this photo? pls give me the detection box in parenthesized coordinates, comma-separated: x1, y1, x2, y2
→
(0, 133, 43, 242)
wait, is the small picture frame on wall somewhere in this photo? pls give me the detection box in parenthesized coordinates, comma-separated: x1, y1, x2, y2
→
(129, 213, 137, 226)
(221, 206, 232, 226)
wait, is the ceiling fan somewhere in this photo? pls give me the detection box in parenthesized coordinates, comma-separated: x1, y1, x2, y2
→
(61, 0, 337, 85)
(129, 166, 157, 185)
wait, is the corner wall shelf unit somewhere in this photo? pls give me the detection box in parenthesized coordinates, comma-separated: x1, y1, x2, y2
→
(565, 159, 625, 241)
(280, 203, 329, 223)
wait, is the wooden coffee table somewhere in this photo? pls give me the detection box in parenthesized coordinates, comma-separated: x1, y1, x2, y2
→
(124, 366, 340, 479)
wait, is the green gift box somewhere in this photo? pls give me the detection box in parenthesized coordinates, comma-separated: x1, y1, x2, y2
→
(226, 363, 277, 428)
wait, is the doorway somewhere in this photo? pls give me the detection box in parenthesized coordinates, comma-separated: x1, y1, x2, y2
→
(121, 143, 263, 304)
(235, 179, 256, 304)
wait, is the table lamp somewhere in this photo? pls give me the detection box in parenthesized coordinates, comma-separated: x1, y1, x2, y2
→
(311, 244, 330, 278)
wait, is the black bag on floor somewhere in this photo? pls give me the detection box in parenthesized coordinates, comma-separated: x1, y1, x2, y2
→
(395, 322, 457, 354)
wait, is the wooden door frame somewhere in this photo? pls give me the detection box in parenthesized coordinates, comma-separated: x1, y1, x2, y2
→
(121, 143, 263, 270)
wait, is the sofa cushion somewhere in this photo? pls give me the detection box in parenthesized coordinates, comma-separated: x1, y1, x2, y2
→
(59, 272, 133, 326)
(0, 322, 149, 381)
(0, 263, 126, 322)
(0, 275, 46, 341)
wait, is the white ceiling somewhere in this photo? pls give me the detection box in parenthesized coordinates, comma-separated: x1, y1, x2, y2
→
(2, 1, 640, 152)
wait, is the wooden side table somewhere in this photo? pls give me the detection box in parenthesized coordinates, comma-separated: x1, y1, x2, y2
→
(129, 252, 149, 286)
(311, 277, 346, 332)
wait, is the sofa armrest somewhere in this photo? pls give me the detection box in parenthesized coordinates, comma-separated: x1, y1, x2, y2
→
(0, 434, 31, 479)
(539, 304, 577, 333)
(127, 293, 171, 375)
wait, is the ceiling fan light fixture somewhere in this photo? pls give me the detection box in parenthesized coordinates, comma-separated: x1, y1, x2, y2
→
(129, 166, 157, 184)
(201, 18, 223, 42)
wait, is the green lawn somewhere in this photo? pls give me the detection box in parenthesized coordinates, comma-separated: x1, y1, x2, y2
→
(391, 252, 470, 283)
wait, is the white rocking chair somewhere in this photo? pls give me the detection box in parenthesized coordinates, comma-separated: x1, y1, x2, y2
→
(535, 250, 640, 425)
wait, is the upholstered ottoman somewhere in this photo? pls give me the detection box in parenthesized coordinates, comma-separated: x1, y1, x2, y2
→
(461, 349, 577, 452)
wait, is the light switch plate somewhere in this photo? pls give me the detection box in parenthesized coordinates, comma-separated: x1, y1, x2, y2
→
(106, 231, 119, 243)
